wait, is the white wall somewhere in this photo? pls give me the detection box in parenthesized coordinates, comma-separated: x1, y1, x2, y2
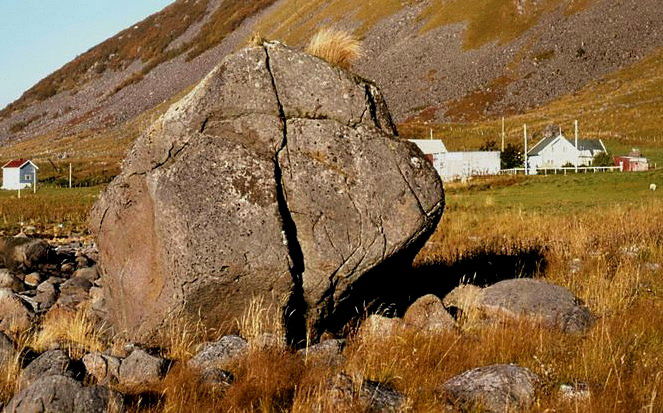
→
(432, 151, 501, 181)
(1, 168, 29, 190)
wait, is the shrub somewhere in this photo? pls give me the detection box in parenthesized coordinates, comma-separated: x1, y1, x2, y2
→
(306, 28, 362, 70)
(501, 142, 523, 169)
(592, 151, 614, 167)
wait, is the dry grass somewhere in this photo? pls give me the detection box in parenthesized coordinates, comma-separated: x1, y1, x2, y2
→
(29, 307, 105, 359)
(306, 28, 362, 70)
(0, 173, 660, 412)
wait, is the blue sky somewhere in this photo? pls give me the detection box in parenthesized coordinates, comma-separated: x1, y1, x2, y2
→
(0, 0, 173, 109)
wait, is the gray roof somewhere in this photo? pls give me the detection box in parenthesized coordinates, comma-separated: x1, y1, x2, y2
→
(528, 134, 604, 155)
(527, 135, 559, 156)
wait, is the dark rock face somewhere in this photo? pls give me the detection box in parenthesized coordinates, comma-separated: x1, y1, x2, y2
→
(91, 42, 444, 345)
(4, 375, 122, 413)
(442, 364, 540, 413)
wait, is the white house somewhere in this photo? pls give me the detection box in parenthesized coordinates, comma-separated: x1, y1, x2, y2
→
(527, 134, 607, 171)
(409, 139, 501, 181)
(1, 159, 39, 190)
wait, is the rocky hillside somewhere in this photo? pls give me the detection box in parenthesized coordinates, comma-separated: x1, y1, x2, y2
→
(1, 0, 661, 150)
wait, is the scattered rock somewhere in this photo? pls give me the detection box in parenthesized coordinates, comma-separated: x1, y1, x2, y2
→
(559, 382, 591, 401)
(403, 294, 455, 332)
(118, 348, 168, 387)
(329, 373, 406, 412)
(0, 331, 16, 364)
(199, 368, 234, 388)
(83, 352, 121, 384)
(445, 279, 595, 333)
(359, 315, 402, 340)
(188, 335, 248, 372)
(298, 339, 345, 366)
(73, 266, 99, 282)
(19, 349, 75, 388)
(0, 289, 35, 334)
(23, 272, 42, 288)
(91, 42, 444, 344)
(442, 364, 540, 413)
(4, 375, 122, 413)
(0, 269, 23, 292)
(55, 277, 93, 309)
(0, 237, 52, 273)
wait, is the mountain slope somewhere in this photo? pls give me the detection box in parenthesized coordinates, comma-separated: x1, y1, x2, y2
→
(0, 0, 661, 159)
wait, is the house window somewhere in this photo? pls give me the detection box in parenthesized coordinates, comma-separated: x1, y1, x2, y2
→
(24, 174, 32, 181)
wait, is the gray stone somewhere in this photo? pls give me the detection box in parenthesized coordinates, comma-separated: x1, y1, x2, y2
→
(0, 269, 23, 292)
(359, 315, 402, 340)
(118, 348, 168, 387)
(329, 373, 406, 412)
(481, 279, 595, 333)
(90, 42, 444, 345)
(442, 364, 540, 413)
(20, 349, 75, 388)
(0, 290, 34, 334)
(0, 331, 16, 365)
(188, 335, 248, 372)
(0, 237, 51, 273)
(4, 375, 122, 413)
(299, 339, 345, 366)
(403, 294, 455, 332)
(55, 277, 93, 309)
(73, 266, 99, 282)
(559, 382, 591, 401)
(83, 352, 121, 384)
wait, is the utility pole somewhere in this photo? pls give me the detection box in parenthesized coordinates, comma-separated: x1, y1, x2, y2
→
(501, 117, 505, 151)
(430, 128, 433, 140)
(523, 124, 529, 175)
(69, 163, 72, 189)
(574, 120, 579, 173)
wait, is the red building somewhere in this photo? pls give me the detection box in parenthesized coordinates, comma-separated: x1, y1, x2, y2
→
(614, 149, 649, 172)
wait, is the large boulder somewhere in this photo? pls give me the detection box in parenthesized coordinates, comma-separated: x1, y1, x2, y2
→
(90, 41, 444, 345)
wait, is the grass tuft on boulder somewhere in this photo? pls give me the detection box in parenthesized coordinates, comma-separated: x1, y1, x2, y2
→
(306, 28, 362, 70)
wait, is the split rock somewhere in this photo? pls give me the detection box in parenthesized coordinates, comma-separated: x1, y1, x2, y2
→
(90, 41, 444, 344)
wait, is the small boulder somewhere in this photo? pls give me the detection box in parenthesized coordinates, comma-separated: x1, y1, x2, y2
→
(118, 348, 168, 387)
(4, 375, 122, 413)
(559, 382, 591, 401)
(188, 335, 248, 372)
(445, 279, 595, 333)
(83, 352, 121, 384)
(298, 338, 345, 366)
(33, 278, 60, 312)
(0, 289, 35, 334)
(442, 364, 539, 413)
(329, 373, 405, 412)
(73, 266, 99, 282)
(0, 237, 52, 273)
(0, 331, 16, 364)
(359, 315, 402, 340)
(55, 277, 93, 309)
(403, 294, 455, 332)
(23, 272, 42, 288)
(20, 349, 75, 388)
(0, 269, 23, 292)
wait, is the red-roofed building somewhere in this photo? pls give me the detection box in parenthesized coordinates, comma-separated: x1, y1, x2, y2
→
(2, 159, 39, 190)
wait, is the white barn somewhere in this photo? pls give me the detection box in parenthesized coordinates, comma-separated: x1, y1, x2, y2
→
(527, 134, 607, 171)
(409, 139, 501, 181)
(1, 159, 39, 190)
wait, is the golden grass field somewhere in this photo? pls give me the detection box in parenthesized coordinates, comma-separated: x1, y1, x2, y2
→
(0, 169, 660, 412)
